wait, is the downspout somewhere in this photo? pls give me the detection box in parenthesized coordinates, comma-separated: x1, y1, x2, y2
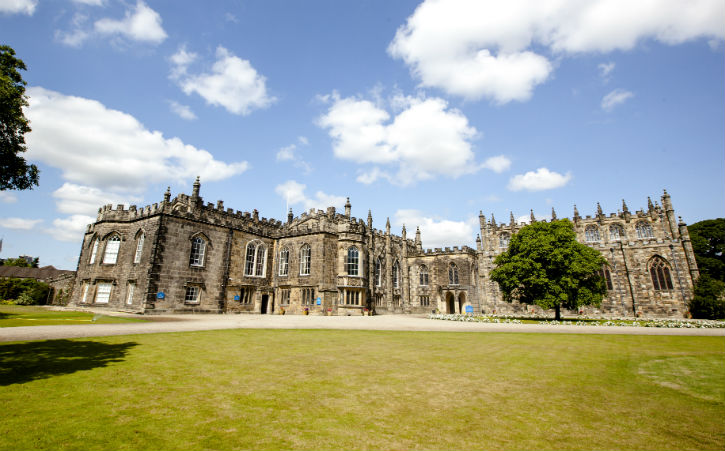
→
(620, 241, 637, 316)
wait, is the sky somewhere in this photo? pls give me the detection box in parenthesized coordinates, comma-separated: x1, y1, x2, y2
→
(1, 0, 723, 270)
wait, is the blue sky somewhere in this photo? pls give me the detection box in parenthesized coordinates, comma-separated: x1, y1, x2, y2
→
(1, 0, 723, 270)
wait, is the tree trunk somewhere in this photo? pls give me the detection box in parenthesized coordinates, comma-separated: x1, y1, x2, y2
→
(555, 303, 561, 321)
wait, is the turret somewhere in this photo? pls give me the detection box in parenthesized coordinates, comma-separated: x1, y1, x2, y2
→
(192, 176, 200, 199)
(662, 189, 678, 238)
(551, 207, 557, 221)
(509, 212, 515, 227)
(530, 209, 536, 224)
(573, 205, 580, 223)
(678, 216, 700, 282)
(415, 226, 422, 250)
(490, 213, 496, 228)
(596, 202, 604, 222)
(287, 208, 293, 224)
(622, 199, 631, 222)
(367, 209, 373, 228)
(163, 186, 171, 203)
(402, 224, 407, 240)
(386, 217, 391, 235)
(476, 234, 482, 251)
(345, 197, 351, 218)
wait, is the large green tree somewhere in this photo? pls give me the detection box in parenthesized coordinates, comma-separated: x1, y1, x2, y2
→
(1, 44, 38, 191)
(490, 219, 608, 320)
(688, 218, 725, 282)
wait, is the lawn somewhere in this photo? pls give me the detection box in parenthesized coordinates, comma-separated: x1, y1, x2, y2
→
(0, 305, 146, 327)
(0, 329, 723, 450)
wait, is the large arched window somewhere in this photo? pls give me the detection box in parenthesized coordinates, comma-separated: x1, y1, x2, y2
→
(499, 233, 510, 248)
(189, 236, 206, 267)
(419, 265, 429, 286)
(649, 256, 674, 291)
(374, 258, 382, 287)
(636, 221, 654, 239)
(392, 261, 400, 288)
(299, 244, 311, 276)
(134, 232, 145, 264)
(448, 263, 459, 285)
(89, 238, 99, 264)
(585, 225, 601, 243)
(609, 224, 624, 241)
(245, 240, 267, 277)
(103, 235, 121, 264)
(278, 247, 289, 276)
(346, 246, 359, 276)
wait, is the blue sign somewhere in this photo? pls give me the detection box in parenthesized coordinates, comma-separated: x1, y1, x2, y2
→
(234, 295, 240, 301)
(465, 305, 474, 314)
(316, 297, 322, 305)
(156, 292, 165, 299)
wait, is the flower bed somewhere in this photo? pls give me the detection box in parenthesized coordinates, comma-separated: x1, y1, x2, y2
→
(428, 313, 725, 328)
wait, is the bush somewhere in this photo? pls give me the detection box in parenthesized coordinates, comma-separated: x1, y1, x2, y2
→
(0, 278, 50, 305)
(688, 274, 725, 320)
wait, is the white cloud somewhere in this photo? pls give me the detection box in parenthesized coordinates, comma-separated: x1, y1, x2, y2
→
(0, 0, 36, 15)
(480, 155, 511, 173)
(72, 0, 104, 5)
(389, 0, 725, 104)
(276, 144, 296, 162)
(601, 88, 634, 112)
(275, 138, 312, 173)
(174, 46, 275, 115)
(94, 0, 167, 44)
(598, 62, 615, 82)
(168, 100, 197, 120)
(56, 15, 91, 47)
(274, 180, 345, 213)
(0, 192, 18, 203)
(52, 183, 141, 216)
(319, 92, 494, 186)
(0, 217, 42, 230)
(394, 210, 476, 249)
(508, 167, 572, 191)
(48, 215, 95, 242)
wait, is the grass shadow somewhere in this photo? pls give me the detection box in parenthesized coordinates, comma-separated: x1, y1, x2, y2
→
(0, 339, 137, 386)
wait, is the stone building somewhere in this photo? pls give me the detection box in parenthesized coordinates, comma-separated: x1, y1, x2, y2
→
(68, 178, 698, 318)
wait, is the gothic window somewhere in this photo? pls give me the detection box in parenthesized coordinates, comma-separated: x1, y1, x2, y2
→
(134, 232, 145, 264)
(278, 247, 289, 276)
(636, 221, 654, 239)
(649, 256, 674, 291)
(499, 233, 510, 249)
(81, 281, 90, 303)
(299, 244, 311, 276)
(184, 285, 201, 303)
(239, 287, 252, 304)
(95, 282, 112, 304)
(374, 258, 382, 287)
(189, 236, 206, 267)
(420, 295, 430, 306)
(340, 289, 361, 305)
(392, 261, 400, 288)
(103, 235, 121, 264)
(597, 266, 614, 291)
(419, 265, 429, 286)
(346, 246, 360, 276)
(585, 226, 601, 243)
(609, 224, 625, 241)
(126, 281, 135, 305)
(301, 288, 315, 305)
(89, 238, 99, 264)
(448, 263, 459, 285)
(280, 288, 290, 305)
(245, 240, 267, 277)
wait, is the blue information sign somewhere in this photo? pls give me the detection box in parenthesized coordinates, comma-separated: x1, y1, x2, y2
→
(156, 292, 165, 299)
(465, 305, 474, 314)
(316, 297, 322, 305)
(234, 295, 240, 301)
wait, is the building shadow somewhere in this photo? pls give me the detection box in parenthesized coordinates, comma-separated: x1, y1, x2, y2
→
(0, 339, 138, 386)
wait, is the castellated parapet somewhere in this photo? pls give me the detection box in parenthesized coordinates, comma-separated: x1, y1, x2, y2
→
(70, 181, 697, 318)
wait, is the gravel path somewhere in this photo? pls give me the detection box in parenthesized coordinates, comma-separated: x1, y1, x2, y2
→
(1, 312, 723, 342)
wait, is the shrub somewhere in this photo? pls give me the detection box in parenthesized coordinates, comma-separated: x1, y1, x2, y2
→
(688, 274, 725, 320)
(0, 278, 50, 305)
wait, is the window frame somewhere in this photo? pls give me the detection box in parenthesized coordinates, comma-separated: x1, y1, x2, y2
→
(448, 263, 459, 285)
(649, 256, 674, 291)
(585, 226, 601, 243)
(189, 236, 207, 267)
(419, 265, 429, 286)
(184, 285, 201, 304)
(89, 238, 99, 264)
(636, 221, 654, 239)
(134, 233, 145, 264)
(244, 240, 267, 277)
(278, 247, 290, 276)
(299, 244, 311, 276)
(95, 282, 112, 304)
(392, 261, 400, 288)
(102, 235, 121, 265)
(126, 281, 136, 305)
(346, 246, 360, 276)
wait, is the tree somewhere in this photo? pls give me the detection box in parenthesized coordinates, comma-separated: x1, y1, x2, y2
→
(688, 274, 725, 320)
(1, 44, 38, 191)
(490, 219, 608, 320)
(2, 256, 38, 267)
(688, 218, 725, 283)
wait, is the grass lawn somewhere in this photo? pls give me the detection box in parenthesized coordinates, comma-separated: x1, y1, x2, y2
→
(0, 329, 723, 451)
(0, 305, 146, 327)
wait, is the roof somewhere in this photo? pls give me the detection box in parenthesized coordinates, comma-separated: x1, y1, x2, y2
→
(0, 265, 75, 281)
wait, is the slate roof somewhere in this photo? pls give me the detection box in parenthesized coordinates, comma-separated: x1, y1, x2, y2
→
(0, 265, 75, 281)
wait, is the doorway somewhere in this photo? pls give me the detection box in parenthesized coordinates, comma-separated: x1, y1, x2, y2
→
(261, 294, 269, 314)
(446, 292, 455, 314)
(458, 292, 466, 313)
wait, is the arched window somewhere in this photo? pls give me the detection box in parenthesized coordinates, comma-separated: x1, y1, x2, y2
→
(245, 240, 267, 277)
(89, 238, 99, 264)
(134, 232, 145, 264)
(609, 224, 624, 241)
(499, 233, 510, 248)
(103, 235, 121, 264)
(649, 256, 674, 291)
(597, 266, 614, 291)
(278, 247, 289, 276)
(374, 258, 382, 287)
(585, 225, 600, 242)
(636, 221, 654, 239)
(419, 265, 429, 286)
(346, 246, 359, 276)
(189, 236, 206, 267)
(448, 263, 459, 285)
(299, 244, 311, 276)
(392, 261, 400, 288)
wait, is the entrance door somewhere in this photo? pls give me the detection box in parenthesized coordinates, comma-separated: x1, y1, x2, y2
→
(261, 294, 269, 314)
(446, 293, 455, 314)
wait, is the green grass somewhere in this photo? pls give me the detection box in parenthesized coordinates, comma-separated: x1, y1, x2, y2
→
(0, 305, 146, 327)
(1, 330, 723, 450)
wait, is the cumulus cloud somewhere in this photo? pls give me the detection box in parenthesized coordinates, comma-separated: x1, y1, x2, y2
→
(0, 192, 18, 203)
(394, 210, 476, 249)
(508, 167, 572, 191)
(48, 215, 96, 242)
(55, 13, 91, 47)
(319, 92, 500, 186)
(172, 46, 275, 115)
(480, 155, 511, 173)
(601, 88, 634, 112)
(275, 137, 312, 173)
(94, 0, 167, 44)
(389, 0, 724, 103)
(274, 180, 345, 213)
(168, 100, 197, 120)
(0, 217, 43, 230)
(0, 0, 37, 15)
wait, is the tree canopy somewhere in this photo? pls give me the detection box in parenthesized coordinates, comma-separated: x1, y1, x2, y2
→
(2, 257, 39, 267)
(1, 44, 38, 191)
(688, 218, 724, 282)
(490, 219, 608, 320)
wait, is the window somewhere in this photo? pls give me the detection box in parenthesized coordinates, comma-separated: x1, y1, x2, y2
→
(374, 294, 383, 306)
(280, 288, 290, 305)
(185, 285, 201, 303)
(649, 256, 674, 291)
(239, 287, 253, 304)
(585, 226, 601, 243)
(279, 247, 289, 276)
(448, 263, 459, 285)
(636, 221, 654, 239)
(89, 239, 99, 264)
(245, 240, 267, 277)
(190, 236, 206, 267)
(299, 244, 311, 276)
(95, 282, 112, 304)
(499, 233, 510, 249)
(393, 295, 401, 306)
(609, 225, 624, 241)
(597, 267, 613, 291)
(103, 235, 121, 264)
(134, 233, 145, 263)
(339, 289, 361, 305)
(375, 258, 382, 287)
(81, 282, 90, 304)
(419, 265, 429, 286)
(420, 295, 430, 306)
(126, 282, 135, 305)
(346, 246, 359, 276)
(301, 288, 315, 305)
(392, 261, 400, 288)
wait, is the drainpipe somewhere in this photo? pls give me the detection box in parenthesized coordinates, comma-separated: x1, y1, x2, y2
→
(670, 244, 686, 310)
(620, 241, 637, 316)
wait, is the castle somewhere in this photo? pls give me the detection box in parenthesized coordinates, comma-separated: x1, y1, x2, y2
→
(69, 178, 699, 317)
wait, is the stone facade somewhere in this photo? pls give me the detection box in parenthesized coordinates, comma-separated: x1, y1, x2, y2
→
(68, 178, 698, 318)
